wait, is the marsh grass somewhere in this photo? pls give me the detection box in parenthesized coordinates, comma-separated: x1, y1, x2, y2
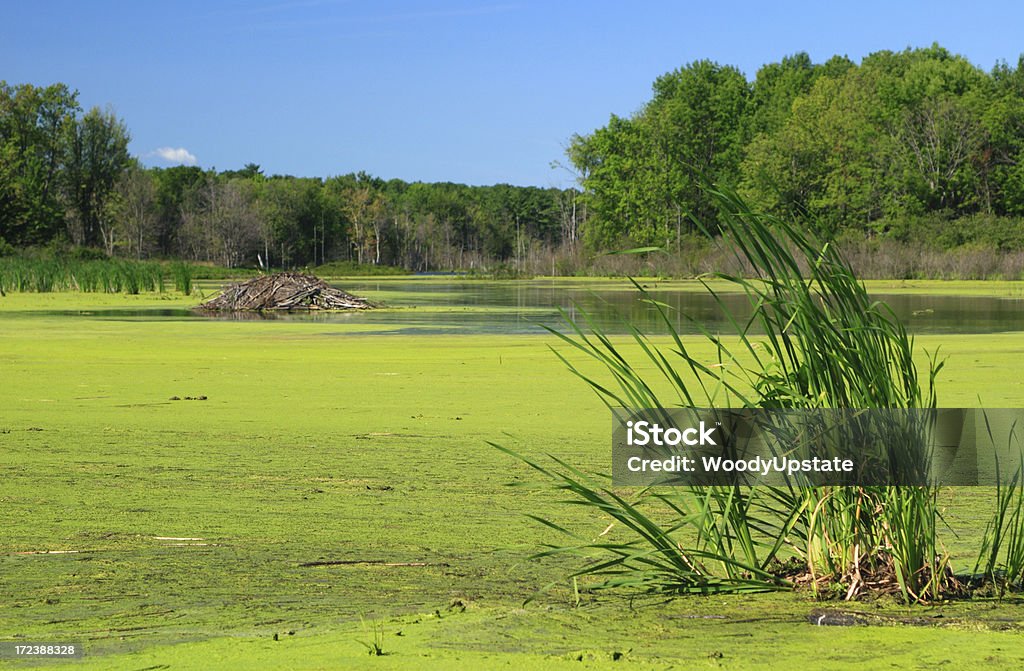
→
(974, 418, 1024, 594)
(171, 262, 193, 295)
(500, 186, 1024, 603)
(0, 258, 182, 295)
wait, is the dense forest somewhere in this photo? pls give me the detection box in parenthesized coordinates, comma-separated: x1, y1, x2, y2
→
(571, 44, 1024, 252)
(4, 44, 1024, 276)
(0, 82, 578, 271)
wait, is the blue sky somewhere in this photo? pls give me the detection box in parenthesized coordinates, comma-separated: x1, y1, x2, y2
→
(3, 1, 1024, 187)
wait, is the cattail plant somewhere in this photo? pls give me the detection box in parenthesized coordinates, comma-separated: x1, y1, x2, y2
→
(498, 185, 982, 602)
(0, 258, 180, 294)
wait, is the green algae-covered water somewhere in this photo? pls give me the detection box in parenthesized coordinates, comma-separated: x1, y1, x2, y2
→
(20, 278, 1024, 336)
(2, 279, 1024, 669)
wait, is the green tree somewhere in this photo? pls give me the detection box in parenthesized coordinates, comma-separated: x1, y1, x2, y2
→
(985, 56, 1024, 214)
(884, 46, 989, 215)
(62, 106, 131, 249)
(570, 60, 750, 247)
(0, 82, 79, 244)
(257, 176, 328, 267)
(152, 165, 206, 256)
(747, 52, 821, 137)
(568, 116, 661, 246)
(743, 66, 902, 235)
(740, 47, 992, 235)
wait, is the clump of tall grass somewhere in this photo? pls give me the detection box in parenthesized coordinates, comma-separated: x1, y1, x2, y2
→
(498, 185, 1024, 603)
(0, 258, 185, 295)
(973, 417, 1024, 595)
(171, 262, 193, 295)
(974, 466, 1024, 595)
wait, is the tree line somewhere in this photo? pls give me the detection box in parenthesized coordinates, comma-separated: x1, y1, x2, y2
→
(0, 82, 130, 252)
(569, 44, 1024, 251)
(0, 81, 580, 270)
(110, 165, 580, 270)
(6, 45, 1024, 276)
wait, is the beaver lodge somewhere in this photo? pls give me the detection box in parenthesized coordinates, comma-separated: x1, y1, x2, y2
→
(198, 272, 374, 311)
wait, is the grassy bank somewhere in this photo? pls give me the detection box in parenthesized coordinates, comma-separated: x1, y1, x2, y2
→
(1, 290, 1024, 668)
(0, 257, 263, 297)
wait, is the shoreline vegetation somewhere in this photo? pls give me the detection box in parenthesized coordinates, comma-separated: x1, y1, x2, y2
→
(7, 45, 1024, 283)
(6, 237, 1024, 299)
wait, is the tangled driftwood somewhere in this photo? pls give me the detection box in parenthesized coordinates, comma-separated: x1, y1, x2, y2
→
(198, 272, 373, 311)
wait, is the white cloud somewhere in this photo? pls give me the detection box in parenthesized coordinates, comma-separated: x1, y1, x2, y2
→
(152, 147, 198, 166)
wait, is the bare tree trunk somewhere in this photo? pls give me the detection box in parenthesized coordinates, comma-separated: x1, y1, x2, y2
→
(373, 221, 382, 264)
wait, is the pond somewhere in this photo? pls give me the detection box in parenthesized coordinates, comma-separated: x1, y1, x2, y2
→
(34, 279, 1024, 336)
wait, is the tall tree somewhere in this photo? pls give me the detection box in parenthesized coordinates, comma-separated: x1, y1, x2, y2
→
(341, 182, 385, 264)
(570, 60, 750, 246)
(116, 160, 157, 258)
(0, 82, 79, 244)
(62, 106, 130, 249)
(985, 56, 1024, 214)
(152, 165, 206, 256)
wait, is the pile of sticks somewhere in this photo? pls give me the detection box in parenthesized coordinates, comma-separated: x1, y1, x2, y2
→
(197, 272, 374, 311)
